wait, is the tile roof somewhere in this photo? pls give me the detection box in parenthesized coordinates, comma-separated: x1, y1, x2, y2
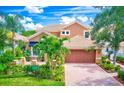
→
(14, 33, 28, 42)
(29, 21, 89, 40)
(64, 35, 95, 49)
(28, 31, 51, 40)
(36, 24, 65, 32)
(36, 21, 88, 33)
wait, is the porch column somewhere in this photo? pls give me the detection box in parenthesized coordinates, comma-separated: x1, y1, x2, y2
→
(44, 53, 48, 62)
(31, 47, 33, 56)
(96, 49, 102, 64)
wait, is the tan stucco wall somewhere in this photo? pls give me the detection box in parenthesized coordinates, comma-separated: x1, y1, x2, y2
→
(51, 32, 60, 37)
(60, 23, 88, 38)
(95, 49, 102, 63)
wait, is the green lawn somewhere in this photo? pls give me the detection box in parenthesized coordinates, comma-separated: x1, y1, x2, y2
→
(0, 76, 64, 86)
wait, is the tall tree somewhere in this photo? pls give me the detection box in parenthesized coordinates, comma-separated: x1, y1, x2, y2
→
(0, 13, 24, 54)
(91, 6, 124, 64)
(34, 35, 70, 78)
(0, 28, 8, 52)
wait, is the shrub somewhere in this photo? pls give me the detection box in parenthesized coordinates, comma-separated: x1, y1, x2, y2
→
(101, 56, 108, 63)
(0, 49, 15, 74)
(15, 47, 23, 58)
(103, 63, 114, 70)
(0, 49, 14, 64)
(24, 65, 40, 76)
(23, 50, 31, 61)
(118, 70, 124, 80)
(0, 64, 6, 74)
(39, 64, 52, 79)
(101, 60, 115, 72)
(115, 65, 121, 71)
(7, 65, 24, 75)
(116, 56, 124, 62)
(54, 66, 64, 81)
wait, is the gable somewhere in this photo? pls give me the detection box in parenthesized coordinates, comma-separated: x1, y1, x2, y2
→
(29, 32, 50, 42)
(60, 22, 89, 38)
(63, 22, 88, 30)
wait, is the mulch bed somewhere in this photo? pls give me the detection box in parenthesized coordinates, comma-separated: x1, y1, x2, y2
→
(98, 64, 124, 85)
(98, 64, 114, 73)
(117, 61, 124, 66)
(113, 76, 124, 85)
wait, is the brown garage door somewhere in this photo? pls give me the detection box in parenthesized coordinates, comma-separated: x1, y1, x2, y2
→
(65, 49, 96, 63)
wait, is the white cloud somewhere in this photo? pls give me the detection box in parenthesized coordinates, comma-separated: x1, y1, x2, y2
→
(89, 17, 94, 22)
(0, 16, 5, 23)
(25, 6, 44, 13)
(60, 16, 76, 24)
(25, 17, 32, 22)
(8, 13, 14, 16)
(59, 15, 94, 25)
(20, 16, 32, 24)
(23, 22, 43, 30)
(77, 16, 88, 22)
(52, 6, 101, 16)
(20, 16, 43, 30)
(35, 23, 43, 28)
(0, 16, 2, 21)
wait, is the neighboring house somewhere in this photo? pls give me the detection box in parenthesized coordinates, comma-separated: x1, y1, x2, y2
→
(26, 21, 102, 63)
(101, 41, 124, 57)
(14, 33, 28, 49)
(118, 42, 124, 56)
(14, 33, 29, 42)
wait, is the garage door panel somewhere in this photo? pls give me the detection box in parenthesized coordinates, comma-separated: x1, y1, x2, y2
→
(65, 50, 95, 63)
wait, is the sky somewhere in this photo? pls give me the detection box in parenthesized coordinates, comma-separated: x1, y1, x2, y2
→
(0, 6, 101, 30)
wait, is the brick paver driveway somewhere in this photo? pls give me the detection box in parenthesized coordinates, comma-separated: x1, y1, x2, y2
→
(65, 63, 122, 86)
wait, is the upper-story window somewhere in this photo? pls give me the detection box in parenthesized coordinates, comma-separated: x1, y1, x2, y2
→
(61, 30, 70, 35)
(84, 32, 90, 39)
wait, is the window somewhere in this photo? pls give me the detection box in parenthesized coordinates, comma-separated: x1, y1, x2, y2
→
(66, 31, 70, 35)
(61, 31, 65, 35)
(84, 32, 90, 38)
(61, 30, 70, 35)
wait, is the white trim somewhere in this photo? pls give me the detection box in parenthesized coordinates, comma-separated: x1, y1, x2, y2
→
(60, 30, 70, 35)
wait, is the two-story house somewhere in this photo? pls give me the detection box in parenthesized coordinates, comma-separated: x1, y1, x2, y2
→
(27, 21, 101, 63)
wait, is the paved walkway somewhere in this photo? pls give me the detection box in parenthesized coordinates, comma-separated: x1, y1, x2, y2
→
(65, 63, 122, 86)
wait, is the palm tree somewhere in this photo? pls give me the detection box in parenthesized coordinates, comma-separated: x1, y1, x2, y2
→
(34, 35, 70, 69)
(0, 28, 8, 52)
(0, 13, 24, 55)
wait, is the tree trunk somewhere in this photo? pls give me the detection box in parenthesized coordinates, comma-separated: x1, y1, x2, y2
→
(113, 51, 117, 65)
(12, 32, 15, 56)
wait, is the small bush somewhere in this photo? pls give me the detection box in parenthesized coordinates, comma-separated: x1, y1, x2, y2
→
(0, 64, 6, 74)
(118, 70, 124, 80)
(23, 50, 31, 61)
(15, 47, 23, 58)
(101, 56, 108, 63)
(54, 66, 64, 81)
(7, 65, 24, 75)
(39, 64, 52, 79)
(0, 49, 14, 64)
(24, 65, 40, 76)
(103, 63, 114, 70)
(116, 56, 124, 62)
(100, 59, 115, 72)
(115, 65, 121, 71)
